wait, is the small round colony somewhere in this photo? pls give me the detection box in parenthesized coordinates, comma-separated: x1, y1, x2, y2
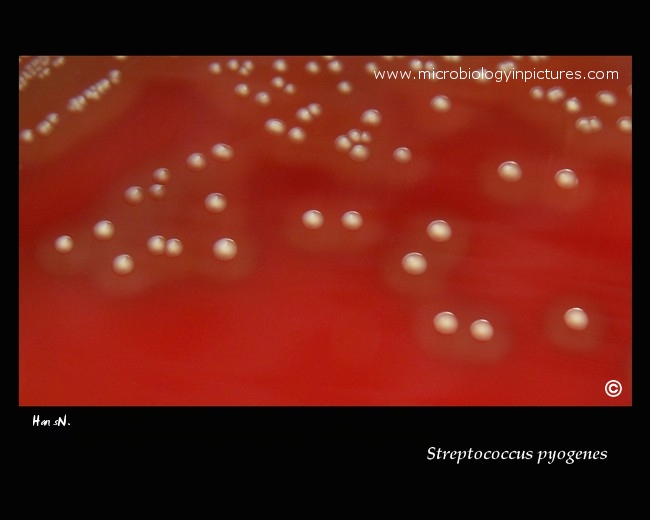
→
(555, 169, 579, 189)
(470, 319, 494, 341)
(393, 147, 412, 164)
(148, 184, 166, 200)
(254, 92, 271, 106)
(272, 59, 287, 72)
(46, 112, 60, 125)
(564, 98, 581, 113)
(348, 129, 361, 143)
(337, 81, 353, 94)
(93, 220, 115, 241)
(54, 235, 73, 253)
(213, 238, 238, 260)
(307, 103, 322, 117)
(234, 83, 250, 97)
(427, 220, 452, 242)
(20, 129, 35, 144)
(265, 118, 286, 136)
(152, 168, 171, 184)
(296, 107, 313, 123)
(124, 186, 144, 205)
(360, 109, 381, 126)
(335, 135, 352, 152)
(529, 86, 545, 100)
(287, 127, 306, 143)
(164, 238, 183, 257)
(112, 254, 134, 275)
(596, 91, 617, 107)
(402, 252, 427, 275)
(617, 117, 631, 133)
(147, 235, 166, 255)
(187, 153, 207, 171)
(433, 311, 458, 334)
(211, 143, 234, 161)
(341, 211, 363, 230)
(305, 61, 320, 74)
(564, 307, 589, 330)
(302, 209, 324, 229)
(430, 95, 451, 112)
(349, 144, 369, 162)
(270, 76, 285, 89)
(327, 60, 343, 73)
(498, 161, 522, 182)
(36, 121, 54, 137)
(204, 193, 227, 213)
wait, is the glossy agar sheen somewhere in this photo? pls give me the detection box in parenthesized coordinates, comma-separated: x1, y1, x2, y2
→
(19, 56, 631, 406)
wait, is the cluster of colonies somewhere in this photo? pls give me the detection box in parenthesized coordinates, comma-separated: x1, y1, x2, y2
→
(528, 85, 631, 134)
(19, 61, 122, 144)
(25, 55, 630, 345)
(55, 144, 239, 273)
